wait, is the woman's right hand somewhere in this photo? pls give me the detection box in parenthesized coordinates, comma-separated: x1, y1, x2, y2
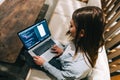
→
(51, 45, 63, 56)
(33, 56, 45, 66)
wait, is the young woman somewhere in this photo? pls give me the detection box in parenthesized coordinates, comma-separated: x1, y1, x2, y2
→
(33, 6, 105, 80)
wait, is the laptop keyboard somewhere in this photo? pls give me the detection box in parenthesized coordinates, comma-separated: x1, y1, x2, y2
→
(33, 39, 55, 56)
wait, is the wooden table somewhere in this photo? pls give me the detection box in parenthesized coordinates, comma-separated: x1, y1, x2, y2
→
(0, 0, 45, 63)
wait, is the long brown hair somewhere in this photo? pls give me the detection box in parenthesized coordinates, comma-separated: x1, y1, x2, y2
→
(67, 6, 105, 67)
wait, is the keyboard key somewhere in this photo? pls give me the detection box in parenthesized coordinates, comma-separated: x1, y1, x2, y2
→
(33, 39, 55, 55)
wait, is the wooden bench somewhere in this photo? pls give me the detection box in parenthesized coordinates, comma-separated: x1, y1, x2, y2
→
(101, 0, 120, 79)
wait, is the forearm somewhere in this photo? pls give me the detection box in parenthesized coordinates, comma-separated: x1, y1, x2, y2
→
(43, 62, 65, 80)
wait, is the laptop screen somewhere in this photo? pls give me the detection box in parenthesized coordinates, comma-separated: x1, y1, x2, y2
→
(18, 19, 51, 49)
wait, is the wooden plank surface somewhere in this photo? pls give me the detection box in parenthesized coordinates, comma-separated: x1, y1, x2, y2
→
(111, 75, 120, 80)
(0, 0, 45, 63)
(108, 48, 120, 59)
(109, 59, 120, 73)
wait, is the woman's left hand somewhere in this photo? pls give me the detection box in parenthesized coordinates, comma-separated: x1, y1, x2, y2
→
(33, 56, 45, 66)
(51, 45, 63, 56)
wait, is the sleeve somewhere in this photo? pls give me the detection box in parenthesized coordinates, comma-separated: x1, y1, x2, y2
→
(43, 62, 76, 80)
(42, 43, 91, 80)
(43, 55, 91, 80)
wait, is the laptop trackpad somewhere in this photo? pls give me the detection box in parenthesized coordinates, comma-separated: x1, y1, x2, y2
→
(40, 49, 56, 62)
(40, 41, 64, 62)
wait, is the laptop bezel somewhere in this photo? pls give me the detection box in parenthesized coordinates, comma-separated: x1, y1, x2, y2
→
(17, 19, 51, 50)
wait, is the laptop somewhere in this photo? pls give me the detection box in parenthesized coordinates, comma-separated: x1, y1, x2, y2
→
(18, 19, 62, 61)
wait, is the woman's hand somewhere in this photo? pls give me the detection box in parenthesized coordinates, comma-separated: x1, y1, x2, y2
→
(51, 45, 63, 56)
(33, 56, 45, 66)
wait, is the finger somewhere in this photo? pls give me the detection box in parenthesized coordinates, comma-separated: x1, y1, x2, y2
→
(33, 56, 39, 58)
(52, 45, 57, 49)
(36, 56, 40, 58)
(33, 58, 37, 61)
(51, 47, 57, 51)
(51, 47, 56, 50)
(54, 45, 59, 49)
(33, 56, 39, 60)
(51, 49, 57, 53)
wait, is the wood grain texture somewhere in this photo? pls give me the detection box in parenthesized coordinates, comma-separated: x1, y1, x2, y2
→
(0, 0, 45, 63)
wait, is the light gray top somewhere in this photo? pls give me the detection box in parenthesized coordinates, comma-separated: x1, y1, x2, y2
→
(43, 42, 92, 80)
